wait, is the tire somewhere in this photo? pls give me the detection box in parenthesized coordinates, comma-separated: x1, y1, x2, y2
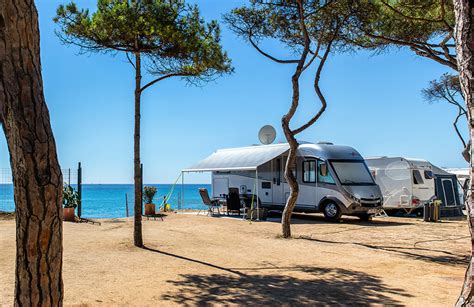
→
(323, 202, 342, 222)
(415, 208, 423, 217)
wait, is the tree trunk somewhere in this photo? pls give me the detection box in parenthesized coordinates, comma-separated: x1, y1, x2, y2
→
(134, 52, 143, 247)
(453, 0, 474, 305)
(281, 121, 299, 238)
(0, 1, 64, 305)
(280, 0, 310, 239)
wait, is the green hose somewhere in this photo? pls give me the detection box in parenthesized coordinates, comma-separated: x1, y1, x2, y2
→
(159, 173, 182, 210)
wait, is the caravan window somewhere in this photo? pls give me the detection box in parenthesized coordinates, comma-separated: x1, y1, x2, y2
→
(424, 170, 434, 180)
(318, 160, 336, 184)
(302, 160, 316, 183)
(413, 170, 424, 184)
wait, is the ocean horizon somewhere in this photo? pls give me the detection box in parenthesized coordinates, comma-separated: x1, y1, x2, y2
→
(0, 183, 211, 219)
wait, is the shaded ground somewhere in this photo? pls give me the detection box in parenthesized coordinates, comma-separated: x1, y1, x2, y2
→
(0, 213, 469, 305)
(161, 265, 409, 305)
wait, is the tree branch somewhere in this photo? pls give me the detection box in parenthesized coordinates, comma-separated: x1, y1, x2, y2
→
(126, 52, 136, 69)
(248, 35, 299, 64)
(140, 73, 192, 92)
(445, 81, 468, 114)
(292, 23, 339, 135)
(439, 33, 458, 67)
(453, 107, 467, 148)
(365, 32, 458, 70)
(282, 0, 311, 125)
(302, 26, 327, 72)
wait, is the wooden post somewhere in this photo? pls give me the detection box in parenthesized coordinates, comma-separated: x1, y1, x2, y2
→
(125, 193, 129, 217)
(77, 162, 82, 218)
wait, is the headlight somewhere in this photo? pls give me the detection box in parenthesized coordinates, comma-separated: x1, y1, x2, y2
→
(349, 194, 360, 202)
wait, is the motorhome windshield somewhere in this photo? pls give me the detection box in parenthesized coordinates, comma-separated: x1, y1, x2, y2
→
(330, 160, 375, 185)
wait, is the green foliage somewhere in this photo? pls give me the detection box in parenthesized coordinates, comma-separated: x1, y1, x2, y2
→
(350, 0, 456, 69)
(354, 1, 454, 43)
(54, 0, 233, 83)
(143, 186, 157, 204)
(225, 0, 455, 69)
(225, 1, 353, 55)
(63, 185, 79, 209)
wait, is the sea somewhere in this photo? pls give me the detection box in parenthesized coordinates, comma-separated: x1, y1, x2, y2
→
(0, 184, 211, 219)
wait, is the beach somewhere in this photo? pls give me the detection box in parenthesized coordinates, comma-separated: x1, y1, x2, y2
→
(0, 213, 469, 305)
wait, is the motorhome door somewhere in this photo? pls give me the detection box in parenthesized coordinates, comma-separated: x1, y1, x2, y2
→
(272, 158, 284, 205)
(258, 161, 273, 204)
(282, 155, 296, 204)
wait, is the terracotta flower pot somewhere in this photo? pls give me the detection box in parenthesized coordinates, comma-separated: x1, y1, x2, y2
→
(63, 207, 75, 222)
(144, 203, 156, 215)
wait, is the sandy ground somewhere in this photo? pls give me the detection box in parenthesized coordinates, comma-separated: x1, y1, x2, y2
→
(0, 212, 470, 306)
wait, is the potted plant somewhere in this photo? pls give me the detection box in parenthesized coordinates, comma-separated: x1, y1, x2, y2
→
(143, 186, 157, 215)
(63, 185, 78, 222)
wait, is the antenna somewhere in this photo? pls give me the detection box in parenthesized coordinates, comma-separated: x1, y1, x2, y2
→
(258, 125, 276, 145)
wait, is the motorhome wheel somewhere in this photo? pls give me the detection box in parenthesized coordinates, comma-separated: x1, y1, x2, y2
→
(323, 202, 341, 222)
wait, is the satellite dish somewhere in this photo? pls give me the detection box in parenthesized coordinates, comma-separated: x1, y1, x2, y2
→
(258, 125, 276, 145)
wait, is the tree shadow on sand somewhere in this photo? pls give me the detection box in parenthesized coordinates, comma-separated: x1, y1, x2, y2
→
(160, 265, 411, 305)
(298, 237, 469, 266)
(145, 246, 412, 305)
(265, 212, 412, 227)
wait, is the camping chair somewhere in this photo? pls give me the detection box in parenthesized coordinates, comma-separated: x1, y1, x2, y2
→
(226, 188, 242, 215)
(199, 188, 221, 216)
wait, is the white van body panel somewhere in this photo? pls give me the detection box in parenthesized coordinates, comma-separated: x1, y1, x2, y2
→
(365, 157, 435, 210)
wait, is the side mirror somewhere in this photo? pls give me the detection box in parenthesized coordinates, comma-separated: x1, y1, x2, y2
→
(320, 162, 328, 177)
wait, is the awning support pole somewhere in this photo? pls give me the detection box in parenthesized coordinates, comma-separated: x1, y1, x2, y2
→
(256, 169, 260, 221)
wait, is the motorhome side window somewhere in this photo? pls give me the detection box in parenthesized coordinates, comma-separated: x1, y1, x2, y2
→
(302, 160, 316, 183)
(317, 160, 335, 184)
(413, 170, 424, 184)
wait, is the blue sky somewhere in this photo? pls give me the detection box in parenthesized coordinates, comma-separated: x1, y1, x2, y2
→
(0, 0, 466, 183)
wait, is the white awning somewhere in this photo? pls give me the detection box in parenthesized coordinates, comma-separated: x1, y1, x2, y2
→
(183, 143, 289, 172)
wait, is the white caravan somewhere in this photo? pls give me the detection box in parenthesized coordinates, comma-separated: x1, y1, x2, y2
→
(365, 157, 436, 212)
(184, 142, 383, 221)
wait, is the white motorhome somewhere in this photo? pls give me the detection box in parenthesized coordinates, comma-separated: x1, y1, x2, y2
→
(184, 142, 383, 221)
(365, 157, 436, 212)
